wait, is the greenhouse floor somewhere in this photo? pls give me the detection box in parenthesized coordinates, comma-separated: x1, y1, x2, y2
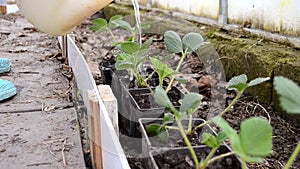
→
(0, 13, 86, 169)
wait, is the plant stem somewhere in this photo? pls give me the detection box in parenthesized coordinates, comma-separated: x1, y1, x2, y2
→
(175, 115, 199, 168)
(219, 90, 243, 117)
(187, 114, 193, 134)
(166, 49, 188, 93)
(165, 126, 180, 131)
(201, 146, 219, 168)
(108, 28, 116, 42)
(206, 151, 236, 166)
(144, 70, 156, 82)
(191, 90, 243, 134)
(284, 141, 300, 169)
(191, 120, 210, 134)
(136, 73, 154, 94)
(241, 159, 247, 169)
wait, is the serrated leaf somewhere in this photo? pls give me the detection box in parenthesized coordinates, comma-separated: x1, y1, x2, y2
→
(162, 113, 174, 125)
(154, 86, 173, 109)
(248, 77, 270, 87)
(118, 41, 140, 54)
(274, 76, 300, 114)
(182, 32, 204, 52)
(228, 74, 248, 91)
(239, 117, 273, 160)
(180, 93, 202, 113)
(202, 133, 218, 148)
(164, 31, 183, 53)
(90, 18, 108, 31)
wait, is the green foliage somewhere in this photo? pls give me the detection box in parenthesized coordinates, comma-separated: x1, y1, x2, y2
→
(146, 113, 174, 142)
(164, 31, 204, 53)
(212, 116, 273, 163)
(228, 74, 270, 92)
(180, 93, 202, 114)
(150, 57, 177, 87)
(274, 76, 300, 114)
(153, 86, 174, 110)
(115, 38, 153, 87)
(202, 132, 227, 148)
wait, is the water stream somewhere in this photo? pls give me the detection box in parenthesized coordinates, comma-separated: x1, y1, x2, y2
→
(131, 0, 142, 45)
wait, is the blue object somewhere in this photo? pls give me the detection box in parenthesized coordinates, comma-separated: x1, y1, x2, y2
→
(0, 79, 16, 101)
(0, 58, 11, 73)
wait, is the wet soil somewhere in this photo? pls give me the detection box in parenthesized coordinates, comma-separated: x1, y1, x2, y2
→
(73, 11, 300, 169)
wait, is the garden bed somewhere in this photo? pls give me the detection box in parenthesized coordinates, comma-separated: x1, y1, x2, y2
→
(73, 10, 300, 169)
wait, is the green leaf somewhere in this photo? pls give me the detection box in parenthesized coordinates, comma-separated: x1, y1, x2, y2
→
(150, 57, 177, 86)
(90, 18, 108, 31)
(228, 74, 248, 91)
(111, 19, 133, 32)
(182, 32, 204, 52)
(180, 93, 202, 113)
(108, 15, 123, 29)
(239, 117, 273, 161)
(202, 133, 218, 148)
(212, 116, 244, 156)
(164, 31, 183, 53)
(146, 123, 161, 135)
(216, 131, 227, 144)
(118, 41, 140, 54)
(162, 113, 174, 125)
(154, 86, 174, 109)
(248, 77, 270, 87)
(140, 38, 153, 51)
(115, 60, 135, 70)
(274, 76, 300, 114)
(146, 124, 169, 142)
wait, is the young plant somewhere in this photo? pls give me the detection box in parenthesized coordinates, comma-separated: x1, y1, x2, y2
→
(150, 57, 177, 87)
(192, 74, 270, 133)
(212, 116, 273, 169)
(163, 31, 204, 93)
(146, 74, 271, 169)
(90, 15, 132, 42)
(90, 15, 150, 43)
(115, 38, 154, 91)
(274, 76, 300, 169)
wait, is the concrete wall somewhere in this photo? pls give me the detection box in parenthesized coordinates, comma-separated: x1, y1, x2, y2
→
(119, 0, 300, 36)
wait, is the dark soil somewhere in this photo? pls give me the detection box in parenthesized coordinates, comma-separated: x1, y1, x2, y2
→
(142, 119, 214, 148)
(73, 11, 300, 169)
(152, 145, 241, 169)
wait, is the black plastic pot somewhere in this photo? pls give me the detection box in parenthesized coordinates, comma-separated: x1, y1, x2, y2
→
(99, 60, 116, 85)
(139, 118, 216, 157)
(146, 145, 243, 169)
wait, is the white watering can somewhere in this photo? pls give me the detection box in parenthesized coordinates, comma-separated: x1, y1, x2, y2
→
(16, 0, 113, 36)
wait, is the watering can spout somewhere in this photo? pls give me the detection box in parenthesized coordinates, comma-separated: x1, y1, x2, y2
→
(16, 0, 113, 36)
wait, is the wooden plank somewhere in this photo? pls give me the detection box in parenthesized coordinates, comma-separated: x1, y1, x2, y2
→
(88, 90, 103, 169)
